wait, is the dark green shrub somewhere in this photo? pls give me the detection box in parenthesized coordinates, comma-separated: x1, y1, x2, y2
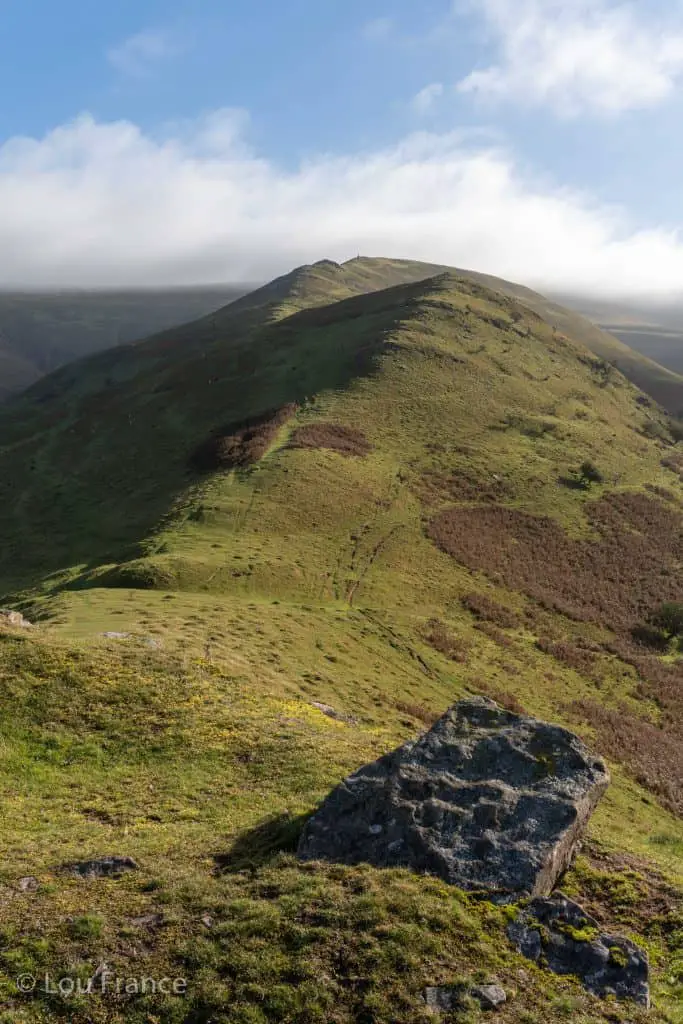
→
(649, 602, 683, 641)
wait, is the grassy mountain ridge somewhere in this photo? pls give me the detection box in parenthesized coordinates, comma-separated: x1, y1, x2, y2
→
(3, 258, 681, 416)
(0, 264, 682, 1023)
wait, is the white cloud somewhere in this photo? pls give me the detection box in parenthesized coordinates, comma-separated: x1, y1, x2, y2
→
(107, 28, 181, 78)
(412, 83, 444, 115)
(458, 0, 683, 116)
(1, 111, 683, 296)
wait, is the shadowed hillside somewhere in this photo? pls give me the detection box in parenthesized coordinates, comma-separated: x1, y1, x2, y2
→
(0, 285, 248, 399)
(0, 263, 681, 1023)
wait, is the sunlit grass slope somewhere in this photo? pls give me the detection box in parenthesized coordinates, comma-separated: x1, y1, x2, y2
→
(0, 266, 681, 1023)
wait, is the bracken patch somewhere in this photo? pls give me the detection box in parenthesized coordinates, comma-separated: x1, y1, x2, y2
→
(571, 698, 682, 817)
(462, 592, 521, 629)
(290, 422, 371, 457)
(428, 491, 683, 634)
(422, 619, 471, 662)
(428, 491, 683, 813)
(189, 404, 297, 472)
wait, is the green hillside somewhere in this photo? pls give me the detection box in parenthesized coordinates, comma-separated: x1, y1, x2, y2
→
(0, 263, 681, 1024)
(447, 269, 683, 416)
(0, 286, 248, 399)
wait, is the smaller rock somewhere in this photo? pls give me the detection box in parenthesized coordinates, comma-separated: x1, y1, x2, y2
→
(101, 631, 131, 640)
(63, 856, 139, 879)
(201, 915, 214, 929)
(424, 986, 456, 1012)
(17, 876, 38, 892)
(471, 984, 507, 1011)
(508, 893, 649, 1007)
(0, 609, 32, 629)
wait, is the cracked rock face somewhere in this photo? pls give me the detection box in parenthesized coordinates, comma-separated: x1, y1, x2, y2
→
(298, 697, 610, 897)
(508, 894, 650, 1007)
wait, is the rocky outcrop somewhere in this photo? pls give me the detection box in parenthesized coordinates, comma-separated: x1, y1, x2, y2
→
(508, 893, 650, 1007)
(298, 697, 610, 897)
(471, 984, 507, 1011)
(62, 856, 139, 879)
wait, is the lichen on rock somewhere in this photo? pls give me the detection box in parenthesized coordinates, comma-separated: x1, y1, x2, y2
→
(298, 697, 610, 897)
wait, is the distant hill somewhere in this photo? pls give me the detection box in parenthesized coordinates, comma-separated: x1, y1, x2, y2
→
(0, 285, 249, 399)
(555, 291, 683, 383)
(1, 258, 682, 1023)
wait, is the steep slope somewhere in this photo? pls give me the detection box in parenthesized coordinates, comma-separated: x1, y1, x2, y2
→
(6, 256, 679, 413)
(444, 267, 683, 415)
(0, 285, 248, 398)
(0, 269, 682, 1024)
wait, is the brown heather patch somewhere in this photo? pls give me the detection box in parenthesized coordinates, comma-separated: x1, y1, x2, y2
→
(475, 683, 529, 715)
(428, 491, 683, 634)
(417, 467, 513, 506)
(571, 698, 682, 817)
(474, 622, 513, 647)
(461, 591, 521, 629)
(189, 404, 297, 472)
(661, 452, 683, 480)
(536, 638, 597, 675)
(569, 840, 682, 935)
(645, 483, 678, 503)
(289, 422, 371, 457)
(393, 700, 440, 727)
(429, 491, 683, 813)
(422, 619, 471, 662)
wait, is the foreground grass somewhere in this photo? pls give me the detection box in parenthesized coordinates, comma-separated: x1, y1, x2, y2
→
(0, 626, 680, 1023)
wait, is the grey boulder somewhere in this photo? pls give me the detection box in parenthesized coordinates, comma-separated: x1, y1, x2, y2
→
(298, 697, 609, 897)
(471, 983, 507, 1010)
(508, 893, 649, 1007)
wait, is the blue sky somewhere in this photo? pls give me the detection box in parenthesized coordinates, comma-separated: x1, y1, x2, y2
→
(2, 0, 683, 294)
